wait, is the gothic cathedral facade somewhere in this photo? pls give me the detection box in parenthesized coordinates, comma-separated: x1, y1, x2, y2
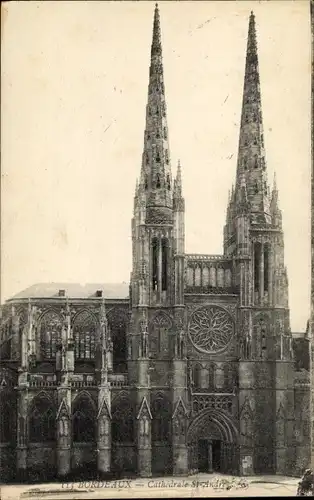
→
(0, 5, 311, 481)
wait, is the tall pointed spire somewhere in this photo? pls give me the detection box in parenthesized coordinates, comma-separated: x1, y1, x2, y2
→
(137, 3, 173, 223)
(235, 11, 271, 225)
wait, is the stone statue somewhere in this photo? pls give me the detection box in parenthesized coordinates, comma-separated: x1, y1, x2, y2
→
(140, 318, 148, 358)
(179, 330, 185, 358)
(61, 344, 67, 371)
(128, 337, 132, 358)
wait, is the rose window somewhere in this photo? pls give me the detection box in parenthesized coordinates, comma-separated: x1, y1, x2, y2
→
(188, 306, 234, 353)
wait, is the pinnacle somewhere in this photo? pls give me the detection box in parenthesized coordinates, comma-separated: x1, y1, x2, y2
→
(273, 171, 277, 191)
(151, 2, 162, 57)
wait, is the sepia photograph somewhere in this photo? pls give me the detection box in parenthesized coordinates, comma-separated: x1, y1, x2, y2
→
(0, 0, 312, 497)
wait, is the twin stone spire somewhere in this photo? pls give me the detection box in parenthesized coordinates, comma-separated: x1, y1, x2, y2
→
(136, 6, 280, 229)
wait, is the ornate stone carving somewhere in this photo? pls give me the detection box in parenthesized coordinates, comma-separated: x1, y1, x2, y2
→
(146, 207, 173, 224)
(188, 306, 234, 353)
(139, 314, 149, 358)
(192, 395, 233, 414)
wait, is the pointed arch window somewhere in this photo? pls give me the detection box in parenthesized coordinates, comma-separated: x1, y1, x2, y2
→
(73, 311, 96, 360)
(243, 158, 248, 170)
(150, 312, 172, 357)
(29, 396, 56, 442)
(225, 268, 232, 288)
(223, 364, 233, 389)
(152, 394, 170, 442)
(166, 174, 171, 190)
(152, 237, 159, 291)
(156, 106, 159, 116)
(0, 338, 11, 360)
(108, 309, 128, 373)
(147, 132, 151, 140)
(209, 267, 217, 287)
(193, 364, 202, 388)
(162, 103, 166, 117)
(264, 243, 270, 293)
(254, 242, 261, 293)
(146, 153, 149, 165)
(187, 267, 194, 286)
(145, 175, 148, 190)
(165, 149, 169, 165)
(208, 363, 215, 391)
(156, 130, 160, 139)
(161, 237, 169, 291)
(195, 266, 201, 287)
(163, 127, 167, 140)
(254, 182, 259, 194)
(254, 155, 259, 168)
(72, 395, 96, 443)
(148, 107, 151, 117)
(253, 137, 258, 145)
(112, 397, 134, 443)
(217, 267, 224, 287)
(18, 313, 27, 360)
(40, 311, 62, 359)
(156, 173, 161, 187)
(202, 266, 209, 286)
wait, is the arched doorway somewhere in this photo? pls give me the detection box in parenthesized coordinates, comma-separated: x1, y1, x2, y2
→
(187, 409, 239, 475)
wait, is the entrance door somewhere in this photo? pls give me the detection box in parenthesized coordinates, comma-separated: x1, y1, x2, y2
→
(198, 439, 209, 472)
(212, 440, 221, 472)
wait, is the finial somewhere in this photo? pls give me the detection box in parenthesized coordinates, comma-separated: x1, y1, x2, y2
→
(273, 172, 277, 190)
(177, 159, 182, 182)
(151, 0, 162, 57)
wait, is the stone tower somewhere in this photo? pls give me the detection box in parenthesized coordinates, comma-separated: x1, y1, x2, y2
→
(129, 3, 188, 477)
(224, 12, 295, 474)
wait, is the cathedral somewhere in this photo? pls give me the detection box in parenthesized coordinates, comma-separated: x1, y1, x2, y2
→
(0, 4, 311, 481)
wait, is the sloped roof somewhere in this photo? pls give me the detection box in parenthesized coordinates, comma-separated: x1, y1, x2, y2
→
(8, 282, 129, 300)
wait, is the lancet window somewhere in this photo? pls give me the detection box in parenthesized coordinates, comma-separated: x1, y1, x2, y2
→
(39, 311, 62, 359)
(73, 311, 96, 360)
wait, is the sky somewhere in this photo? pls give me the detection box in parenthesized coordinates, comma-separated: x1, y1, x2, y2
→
(1, 1, 311, 331)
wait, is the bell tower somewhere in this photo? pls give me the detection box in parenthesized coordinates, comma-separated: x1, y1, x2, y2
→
(128, 4, 187, 477)
(224, 12, 293, 475)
